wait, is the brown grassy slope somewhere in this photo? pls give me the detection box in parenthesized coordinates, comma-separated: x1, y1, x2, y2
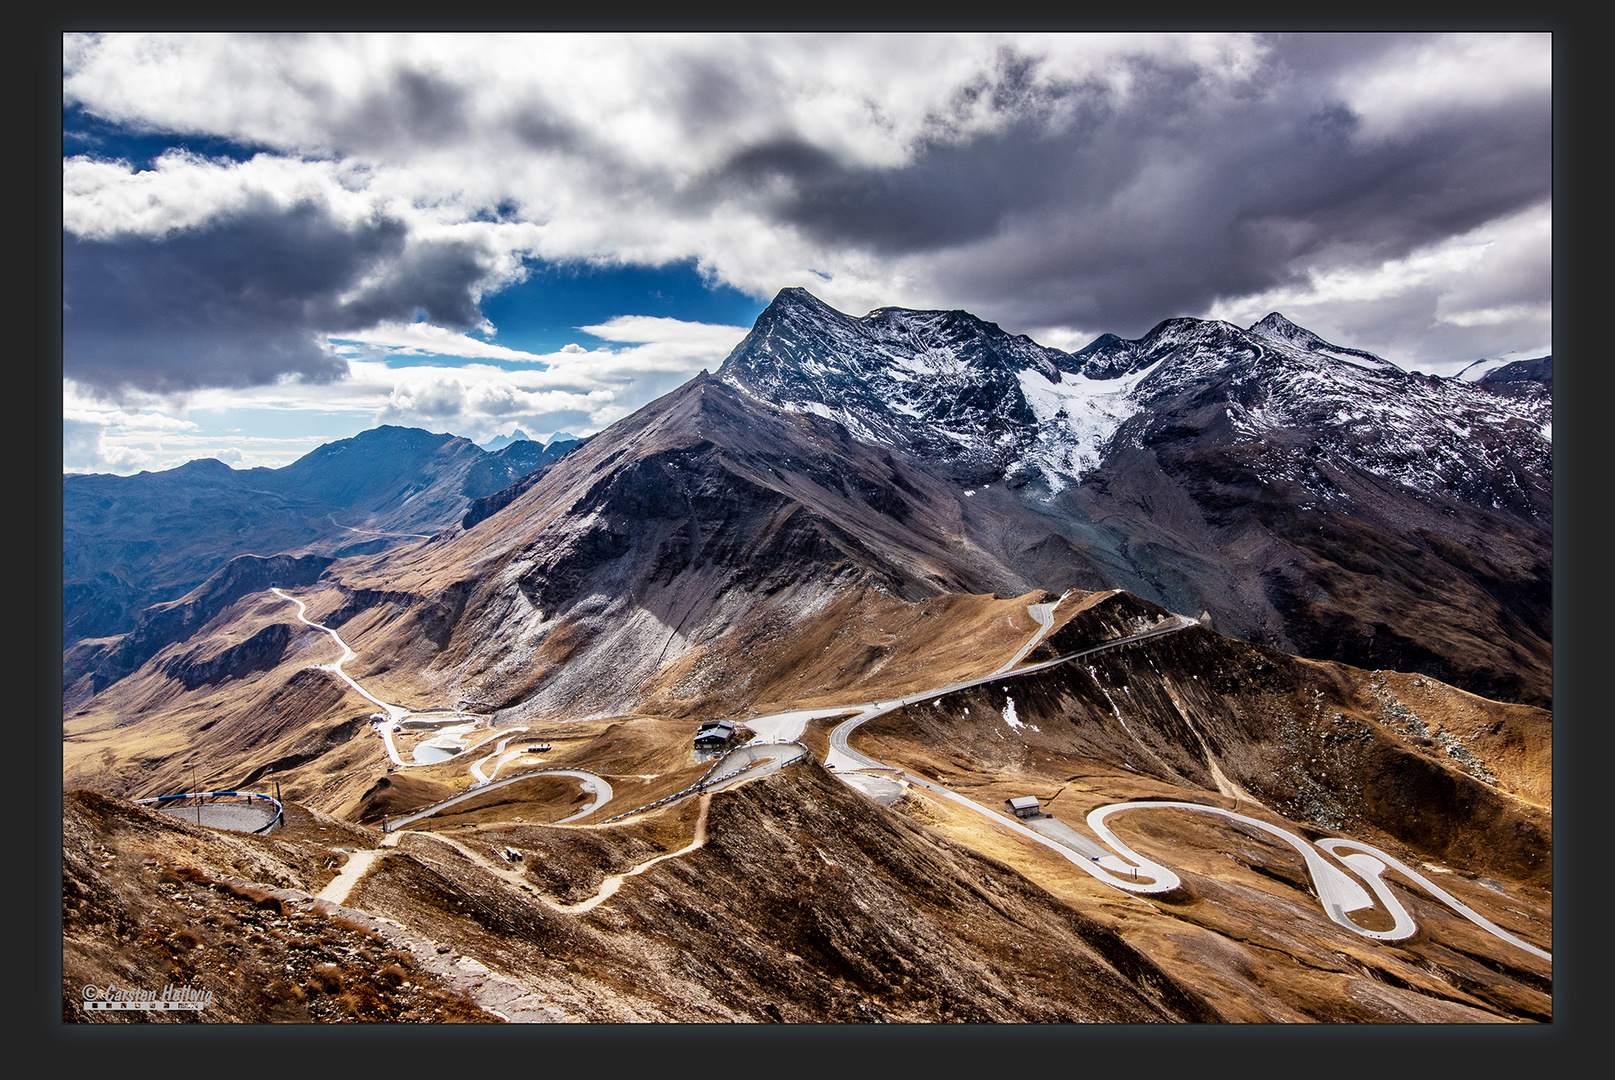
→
(869, 768, 1546, 1022)
(62, 791, 493, 1023)
(635, 586, 1078, 720)
(854, 621, 1550, 888)
(837, 651, 1552, 1022)
(62, 535, 1091, 818)
(344, 764, 1219, 1022)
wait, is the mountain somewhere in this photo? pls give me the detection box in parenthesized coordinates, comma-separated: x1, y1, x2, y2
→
(63, 426, 581, 649)
(481, 429, 532, 452)
(66, 290, 1552, 716)
(62, 289, 1553, 1024)
(717, 291, 1551, 706)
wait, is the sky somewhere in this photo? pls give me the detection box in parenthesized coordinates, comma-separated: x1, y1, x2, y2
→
(61, 32, 1553, 475)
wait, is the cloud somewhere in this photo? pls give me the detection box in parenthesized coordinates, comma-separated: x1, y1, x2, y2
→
(62, 401, 199, 472)
(1331, 33, 1553, 144)
(362, 314, 748, 435)
(62, 164, 542, 397)
(62, 416, 132, 472)
(62, 30, 1551, 400)
(63, 311, 749, 471)
(1203, 201, 1551, 373)
(63, 194, 392, 396)
(577, 315, 749, 348)
(329, 321, 553, 363)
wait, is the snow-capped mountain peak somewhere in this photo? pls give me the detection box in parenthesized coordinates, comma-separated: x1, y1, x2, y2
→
(1246, 312, 1401, 373)
(718, 289, 1550, 513)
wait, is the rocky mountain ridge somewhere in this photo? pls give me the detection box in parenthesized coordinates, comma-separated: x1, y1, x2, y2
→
(61, 284, 1556, 1021)
(67, 291, 1553, 710)
(713, 290, 1550, 705)
(719, 290, 1550, 516)
(63, 426, 581, 648)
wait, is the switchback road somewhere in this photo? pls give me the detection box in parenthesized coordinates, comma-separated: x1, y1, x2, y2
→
(822, 604, 1550, 962)
(274, 583, 1548, 964)
(385, 768, 615, 832)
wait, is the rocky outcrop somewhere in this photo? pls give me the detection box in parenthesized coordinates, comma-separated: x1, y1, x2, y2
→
(160, 623, 294, 691)
(80, 553, 332, 693)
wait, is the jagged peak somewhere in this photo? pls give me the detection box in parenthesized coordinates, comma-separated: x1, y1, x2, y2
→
(1251, 311, 1304, 335)
(768, 286, 842, 314)
(1248, 311, 1330, 349)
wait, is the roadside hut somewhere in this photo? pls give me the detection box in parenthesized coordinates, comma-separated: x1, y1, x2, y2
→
(1005, 796, 1043, 819)
(694, 720, 735, 749)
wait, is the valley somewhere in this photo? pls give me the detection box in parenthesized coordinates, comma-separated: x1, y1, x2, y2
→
(63, 291, 1552, 1024)
(65, 574, 1551, 1023)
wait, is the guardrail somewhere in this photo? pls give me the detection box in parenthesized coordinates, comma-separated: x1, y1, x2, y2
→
(599, 741, 810, 824)
(135, 790, 285, 834)
(382, 766, 610, 832)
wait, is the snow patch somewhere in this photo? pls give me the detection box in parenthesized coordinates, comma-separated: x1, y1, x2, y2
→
(1001, 695, 1037, 733)
(1014, 357, 1164, 490)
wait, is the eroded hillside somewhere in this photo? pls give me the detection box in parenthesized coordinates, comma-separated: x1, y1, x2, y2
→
(65, 583, 1551, 1023)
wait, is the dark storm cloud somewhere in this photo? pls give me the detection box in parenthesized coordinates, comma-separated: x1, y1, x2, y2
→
(707, 40, 1550, 338)
(336, 235, 497, 330)
(331, 67, 472, 151)
(511, 108, 583, 153)
(63, 197, 495, 397)
(708, 58, 1130, 253)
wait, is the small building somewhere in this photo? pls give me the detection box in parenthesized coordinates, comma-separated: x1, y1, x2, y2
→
(1005, 796, 1043, 819)
(694, 720, 735, 749)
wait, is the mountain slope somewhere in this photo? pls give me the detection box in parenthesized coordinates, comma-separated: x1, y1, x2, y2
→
(63, 580, 1552, 1022)
(63, 427, 579, 647)
(61, 289, 1554, 1025)
(716, 291, 1551, 705)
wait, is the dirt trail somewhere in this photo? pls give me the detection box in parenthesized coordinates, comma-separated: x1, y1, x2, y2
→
(315, 831, 404, 906)
(555, 793, 711, 914)
(389, 793, 713, 917)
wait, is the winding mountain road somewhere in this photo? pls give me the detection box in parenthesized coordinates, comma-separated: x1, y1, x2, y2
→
(993, 594, 1064, 674)
(273, 588, 409, 722)
(821, 604, 1551, 963)
(274, 587, 613, 824)
(274, 582, 1548, 964)
(384, 769, 615, 832)
(825, 611, 1198, 771)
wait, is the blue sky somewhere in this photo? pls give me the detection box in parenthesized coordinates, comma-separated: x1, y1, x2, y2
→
(62, 33, 1551, 474)
(472, 260, 767, 357)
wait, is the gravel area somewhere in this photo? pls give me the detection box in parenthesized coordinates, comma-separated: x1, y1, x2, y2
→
(157, 802, 279, 833)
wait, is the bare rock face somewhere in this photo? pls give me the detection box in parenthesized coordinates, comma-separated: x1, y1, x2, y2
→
(63, 289, 1553, 1026)
(716, 289, 1551, 706)
(63, 427, 580, 648)
(720, 287, 1055, 483)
